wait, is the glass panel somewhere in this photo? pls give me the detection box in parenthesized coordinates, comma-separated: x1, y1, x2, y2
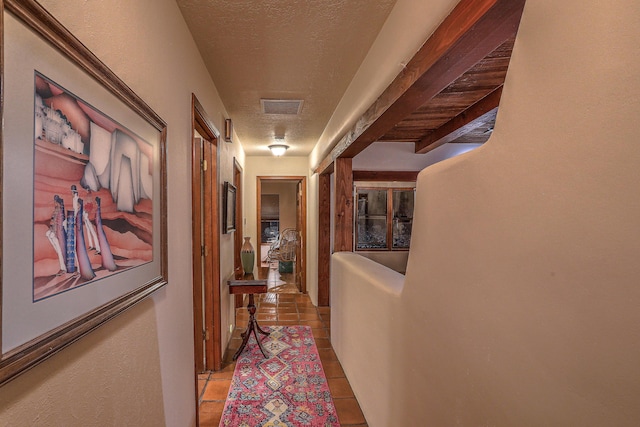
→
(392, 218, 412, 249)
(261, 220, 279, 243)
(355, 188, 414, 250)
(356, 189, 388, 250)
(393, 190, 414, 219)
(392, 190, 414, 249)
(357, 190, 387, 216)
(357, 218, 387, 249)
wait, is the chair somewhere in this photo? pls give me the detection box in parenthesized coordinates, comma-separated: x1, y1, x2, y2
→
(267, 228, 299, 264)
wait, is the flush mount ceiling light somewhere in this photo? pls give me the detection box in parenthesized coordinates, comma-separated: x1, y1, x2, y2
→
(268, 144, 289, 156)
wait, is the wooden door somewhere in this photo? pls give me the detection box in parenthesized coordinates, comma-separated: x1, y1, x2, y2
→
(192, 137, 206, 373)
(191, 96, 221, 375)
(192, 136, 218, 372)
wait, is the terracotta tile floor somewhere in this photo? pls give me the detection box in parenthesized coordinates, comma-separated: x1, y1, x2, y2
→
(198, 291, 368, 426)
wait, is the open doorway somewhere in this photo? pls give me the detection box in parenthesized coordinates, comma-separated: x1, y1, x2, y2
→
(257, 176, 307, 293)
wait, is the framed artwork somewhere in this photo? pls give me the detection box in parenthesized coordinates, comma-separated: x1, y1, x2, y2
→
(0, 0, 168, 385)
(223, 181, 237, 233)
(224, 118, 233, 143)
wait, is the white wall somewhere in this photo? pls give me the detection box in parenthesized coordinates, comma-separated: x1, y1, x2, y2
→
(0, 1, 244, 425)
(353, 141, 482, 171)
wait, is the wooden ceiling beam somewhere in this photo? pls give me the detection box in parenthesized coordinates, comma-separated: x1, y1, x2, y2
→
(415, 85, 502, 154)
(314, 0, 525, 175)
(353, 170, 420, 182)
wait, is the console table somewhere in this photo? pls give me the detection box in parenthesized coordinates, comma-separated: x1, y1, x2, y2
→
(228, 272, 270, 360)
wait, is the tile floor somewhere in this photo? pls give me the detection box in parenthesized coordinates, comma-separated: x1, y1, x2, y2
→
(197, 290, 368, 426)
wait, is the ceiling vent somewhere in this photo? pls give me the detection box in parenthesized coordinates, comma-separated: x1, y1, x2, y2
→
(261, 99, 304, 115)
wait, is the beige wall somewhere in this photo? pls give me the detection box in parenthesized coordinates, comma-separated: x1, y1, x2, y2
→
(1, 299, 168, 425)
(332, 0, 640, 425)
(358, 251, 408, 273)
(0, 1, 243, 425)
(403, 0, 640, 422)
(331, 253, 403, 424)
(261, 181, 298, 232)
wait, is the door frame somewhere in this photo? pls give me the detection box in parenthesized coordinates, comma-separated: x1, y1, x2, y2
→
(233, 158, 244, 308)
(317, 172, 331, 306)
(256, 176, 307, 293)
(191, 94, 221, 376)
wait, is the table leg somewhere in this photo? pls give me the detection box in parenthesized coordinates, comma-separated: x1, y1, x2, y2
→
(256, 322, 270, 336)
(252, 320, 269, 358)
(232, 293, 270, 360)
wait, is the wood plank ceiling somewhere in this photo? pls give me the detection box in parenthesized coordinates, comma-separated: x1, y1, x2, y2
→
(380, 37, 514, 151)
(315, 0, 526, 175)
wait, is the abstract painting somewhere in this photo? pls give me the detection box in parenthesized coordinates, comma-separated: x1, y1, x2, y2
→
(33, 73, 153, 301)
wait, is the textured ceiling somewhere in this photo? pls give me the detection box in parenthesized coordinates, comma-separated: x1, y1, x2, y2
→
(176, 0, 397, 156)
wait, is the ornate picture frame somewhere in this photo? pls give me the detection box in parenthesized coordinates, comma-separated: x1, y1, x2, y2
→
(0, 0, 168, 385)
(223, 181, 237, 234)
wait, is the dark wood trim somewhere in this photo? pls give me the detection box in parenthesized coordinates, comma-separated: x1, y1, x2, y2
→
(228, 281, 268, 294)
(202, 139, 216, 370)
(191, 137, 204, 375)
(256, 177, 263, 273)
(233, 158, 244, 308)
(299, 178, 307, 294)
(1, 0, 5, 357)
(387, 189, 394, 250)
(333, 158, 353, 252)
(213, 139, 221, 370)
(353, 170, 419, 182)
(317, 174, 331, 306)
(416, 86, 502, 153)
(193, 97, 217, 142)
(314, 0, 525, 174)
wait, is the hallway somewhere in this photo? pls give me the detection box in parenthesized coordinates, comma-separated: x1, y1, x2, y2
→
(197, 271, 367, 426)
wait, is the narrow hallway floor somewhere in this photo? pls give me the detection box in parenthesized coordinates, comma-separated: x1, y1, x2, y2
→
(197, 292, 368, 426)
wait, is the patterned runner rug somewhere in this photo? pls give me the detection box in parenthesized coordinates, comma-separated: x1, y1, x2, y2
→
(219, 325, 340, 426)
